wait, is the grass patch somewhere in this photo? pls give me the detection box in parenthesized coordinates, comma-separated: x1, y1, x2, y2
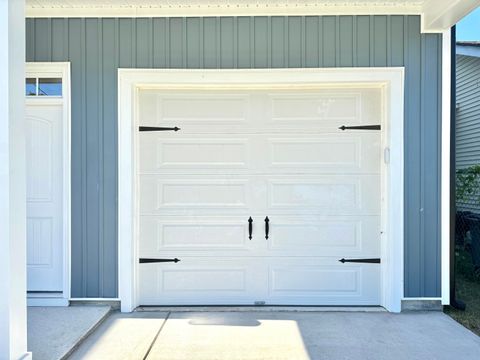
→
(445, 249, 480, 336)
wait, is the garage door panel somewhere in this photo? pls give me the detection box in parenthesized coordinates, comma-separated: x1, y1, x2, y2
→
(139, 91, 251, 125)
(140, 133, 380, 175)
(267, 175, 380, 214)
(139, 136, 251, 173)
(138, 259, 267, 306)
(268, 260, 380, 305)
(266, 89, 381, 129)
(139, 216, 253, 254)
(139, 176, 252, 214)
(269, 93, 361, 121)
(266, 134, 380, 174)
(266, 215, 379, 256)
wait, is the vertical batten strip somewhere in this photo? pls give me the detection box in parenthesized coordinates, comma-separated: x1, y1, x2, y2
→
(166, 18, 170, 68)
(182, 18, 187, 68)
(199, 17, 204, 68)
(216, 17, 221, 69)
(387, 16, 392, 67)
(98, 19, 104, 297)
(284, 17, 289, 68)
(233, 17, 238, 68)
(369, 15, 374, 67)
(352, 16, 357, 67)
(318, 16, 323, 67)
(420, 32, 427, 295)
(267, 17, 272, 68)
(148, 18, 153, 68)
(301, 16, 306, 68)
(335, 16, 340, 66)
(81, 18, 88, 296)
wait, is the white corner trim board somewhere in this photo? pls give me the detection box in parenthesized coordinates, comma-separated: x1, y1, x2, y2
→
(25, 62, 72, 306)
(441, 30, 451, 306)
(0, 0, 30, 358)
(117, 68, 405, 313)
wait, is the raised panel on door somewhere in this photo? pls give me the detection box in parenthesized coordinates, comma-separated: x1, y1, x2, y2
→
(265, 175, 381, 215)
(139, 175, 255, 216)
(138, 90, 261, 134)
(139, 134, 254, 175)
(139, 133, 380, 176)
(138, 88, 382, 133)
(139, 174, 380, 216)
(264, 133, 380, 174)
(139, 216, 257, 257)
(266, 258, 381, 305)
(263, 215, 380, 258)
(26, 104, 64, 291)
(265, 88, 382, 131)
(138, 258, 268, 305)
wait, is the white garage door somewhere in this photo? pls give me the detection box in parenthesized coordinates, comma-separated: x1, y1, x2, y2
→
(137, 88, 382, 306)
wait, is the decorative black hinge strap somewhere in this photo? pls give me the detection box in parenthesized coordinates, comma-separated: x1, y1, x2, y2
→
(139, 126, 180, 132)
(139, 258, 180, 263)
(339, 125, 381, 131)
(339, 258, 381, 264)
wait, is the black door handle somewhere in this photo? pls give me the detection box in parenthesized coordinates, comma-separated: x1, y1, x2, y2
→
(248, 217, 253, 240)
(265, 217, 269, 240)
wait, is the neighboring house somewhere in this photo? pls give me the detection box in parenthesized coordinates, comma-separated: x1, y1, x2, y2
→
(456, 42, 480, 214)
(2, 2, 479, 359)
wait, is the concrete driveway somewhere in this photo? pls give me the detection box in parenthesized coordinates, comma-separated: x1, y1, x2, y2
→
(68, 310, 480, 360)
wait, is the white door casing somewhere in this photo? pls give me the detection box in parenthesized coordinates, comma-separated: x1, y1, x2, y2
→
(137, 88, 382, 306)
(118, 68, 405, 312)
(26, 62, 71, 306)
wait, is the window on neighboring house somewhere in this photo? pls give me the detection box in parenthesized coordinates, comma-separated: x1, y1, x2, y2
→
(26, 77, 62, 97)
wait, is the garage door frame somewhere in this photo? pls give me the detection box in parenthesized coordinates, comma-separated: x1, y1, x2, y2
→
(117, 68, 405, 312)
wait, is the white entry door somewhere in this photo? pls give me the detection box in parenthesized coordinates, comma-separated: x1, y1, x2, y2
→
(26, 102, 64, 292)
(137, 88, 382, 306)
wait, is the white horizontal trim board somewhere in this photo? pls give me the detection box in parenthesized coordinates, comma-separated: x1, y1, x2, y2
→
(118, 68, 405, 313)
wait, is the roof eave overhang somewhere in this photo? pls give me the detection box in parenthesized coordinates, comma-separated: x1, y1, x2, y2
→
(25, 1, 480, 33)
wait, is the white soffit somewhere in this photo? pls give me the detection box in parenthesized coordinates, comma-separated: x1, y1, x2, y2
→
(25, 1, 480, 33)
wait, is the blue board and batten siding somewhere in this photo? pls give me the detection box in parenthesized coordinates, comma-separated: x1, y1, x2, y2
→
(25, 15, 442, 299)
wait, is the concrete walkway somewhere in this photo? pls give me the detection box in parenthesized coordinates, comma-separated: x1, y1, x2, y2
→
(27, 306, 111, 360)
(68, 311, 480, 360)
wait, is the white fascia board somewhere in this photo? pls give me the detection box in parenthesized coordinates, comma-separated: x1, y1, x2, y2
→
(422, 0, 480, 33)
(26, 2, 480, 32)
(456, 45, 480, 58)
(26, 3, 423, 18)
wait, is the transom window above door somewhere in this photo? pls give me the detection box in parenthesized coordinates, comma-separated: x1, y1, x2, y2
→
(26, 77, 62, 97)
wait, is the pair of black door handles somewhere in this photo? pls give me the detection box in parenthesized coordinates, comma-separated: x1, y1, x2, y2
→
(248, 217, 269, 240)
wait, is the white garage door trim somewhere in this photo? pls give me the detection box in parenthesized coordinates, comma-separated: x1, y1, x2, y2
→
(118, 68, 405, 313)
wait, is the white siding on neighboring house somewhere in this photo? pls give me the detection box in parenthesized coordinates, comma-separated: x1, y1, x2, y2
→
(456, 50, 480, 213)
